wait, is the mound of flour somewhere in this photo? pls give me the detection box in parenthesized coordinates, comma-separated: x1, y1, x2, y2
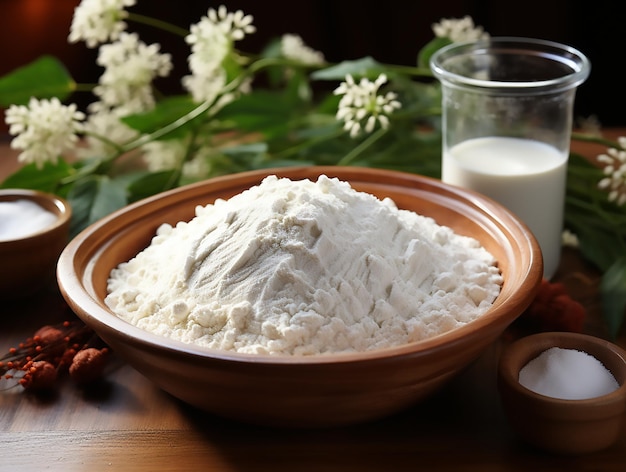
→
(105, 175, 502, 355)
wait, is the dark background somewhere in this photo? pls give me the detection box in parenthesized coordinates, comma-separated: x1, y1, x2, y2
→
(1, 0, 624, 130)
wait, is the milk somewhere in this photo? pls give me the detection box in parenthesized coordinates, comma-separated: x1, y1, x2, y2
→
(443, 136, 568, 279)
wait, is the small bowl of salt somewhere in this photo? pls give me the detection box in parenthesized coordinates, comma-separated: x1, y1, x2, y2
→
(498, 331, 626, 455)
(0, 189, 71, 299)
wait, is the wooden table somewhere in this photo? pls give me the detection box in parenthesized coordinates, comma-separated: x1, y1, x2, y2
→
(1, 132, 625, 471)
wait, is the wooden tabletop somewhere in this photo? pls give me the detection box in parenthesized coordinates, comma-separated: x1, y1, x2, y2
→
(1, 132, 625, 471)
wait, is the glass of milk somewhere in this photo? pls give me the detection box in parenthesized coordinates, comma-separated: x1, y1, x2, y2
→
(430, 37, 590, 279)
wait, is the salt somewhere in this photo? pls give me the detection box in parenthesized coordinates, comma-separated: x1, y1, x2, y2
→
(518, 347, 620, 400)
(0, 199, 58, 241)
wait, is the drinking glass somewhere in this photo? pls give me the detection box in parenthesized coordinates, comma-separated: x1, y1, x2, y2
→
(430, 37, 590, 279)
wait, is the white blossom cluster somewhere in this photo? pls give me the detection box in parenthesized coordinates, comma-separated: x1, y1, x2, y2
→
(78, 106, 139, 159)
(334, 74, 402, 138)
(281, 34, 325, 66)
(80, 28, 172, 158)
(92, 32, 172, 114)
(5, 98, 85, 168)
(183, 6, 255, 104)
(141, 138, 217, 179)
(597, 137, 626, 206)
(69, 0, 137, 48)
(432, 16, 489, 43)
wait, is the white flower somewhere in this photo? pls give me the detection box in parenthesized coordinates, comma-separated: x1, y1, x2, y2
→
(141, 139, 211, 181)
(562, 229, 580, 248)
(182, 154, 210, 180)
(183, 6, 255, 103)
(93, 32, 172, 114)
(141, 139, 186, 172)
(77, 108, 139, 159)
(185, 18, 230, 74)
(5, 97, 85, 168)
(206, 5, 256, 41)
(333, 74, 401, 138)
(597, 138, 626, 206)
(281, 34, 325, 65)
(68, 0, 136, 48)
(182, 67, 228, 105)
(432, 16, 489, 43)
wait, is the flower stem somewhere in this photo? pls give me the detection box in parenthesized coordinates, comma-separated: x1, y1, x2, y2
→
(274, 126, 345, 160)
(571, 132, 623, 150)
(127, 12, 189, 37)
(121, 99, 214, 152)
(337, 127, 387, 166)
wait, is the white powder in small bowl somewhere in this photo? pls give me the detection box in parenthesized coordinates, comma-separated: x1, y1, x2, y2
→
(519, 347, 620, 400)
(0, 199, 58, 241)
(105, 175, 503, 355)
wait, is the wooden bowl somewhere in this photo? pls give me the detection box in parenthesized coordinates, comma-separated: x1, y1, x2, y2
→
(0, 189, 71, 299)
(498, 332, 626, 454)
(57, 166, 542, 427)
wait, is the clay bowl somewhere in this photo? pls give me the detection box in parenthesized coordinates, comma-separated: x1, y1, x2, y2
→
(498, 332, 626, 454)
(57, 166, 542, 428)
(0, 189, 71, 300)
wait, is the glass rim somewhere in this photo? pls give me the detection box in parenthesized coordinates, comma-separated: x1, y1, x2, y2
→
(429, 36, 591, 93)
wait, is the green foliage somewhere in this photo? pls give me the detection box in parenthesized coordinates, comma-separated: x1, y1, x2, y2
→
(600, 259, 626, 337)
(565, 152, 626, 337)
(216, 90, 303, 138)
(65, 175, 128, 237)
(417, 37, 452, 69)
(0, 56, 75, 106)
(121, 96, 202, 139)
(0, 159, 75, 193)
(311, 57, 387, 81)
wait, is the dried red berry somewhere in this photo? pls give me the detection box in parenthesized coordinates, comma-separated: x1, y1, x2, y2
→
(516, 279, 586, 333)
(19, 361, 57, 390)
(69, 348, 109, 384)
(33, 325, 65, 345)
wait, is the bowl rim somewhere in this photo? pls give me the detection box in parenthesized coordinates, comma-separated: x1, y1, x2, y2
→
(58, 166, 543, 365)
(499, 331, 626, 406)
(0, 188, 72, 243)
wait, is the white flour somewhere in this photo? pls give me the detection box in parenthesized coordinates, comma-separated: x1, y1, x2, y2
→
(105, 175, 503, 355)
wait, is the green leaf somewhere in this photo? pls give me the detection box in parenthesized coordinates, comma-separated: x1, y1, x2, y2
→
(66, 176, 128, 237)
(0, 159, 74, 193)
(221, 142, 268, 157)
(121, 95, 200, 139)
(216, 90, 297, 138)
(417, 37, 452, 69)
(565, 152, 626, 272)
(0, 56, 75, 106)
(571, 224, 623, 272)
(311, 57, 386, 81)
(127, 170, 178, 202)
(258, 38, 288, 87)
(600, 258, 626, 339)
